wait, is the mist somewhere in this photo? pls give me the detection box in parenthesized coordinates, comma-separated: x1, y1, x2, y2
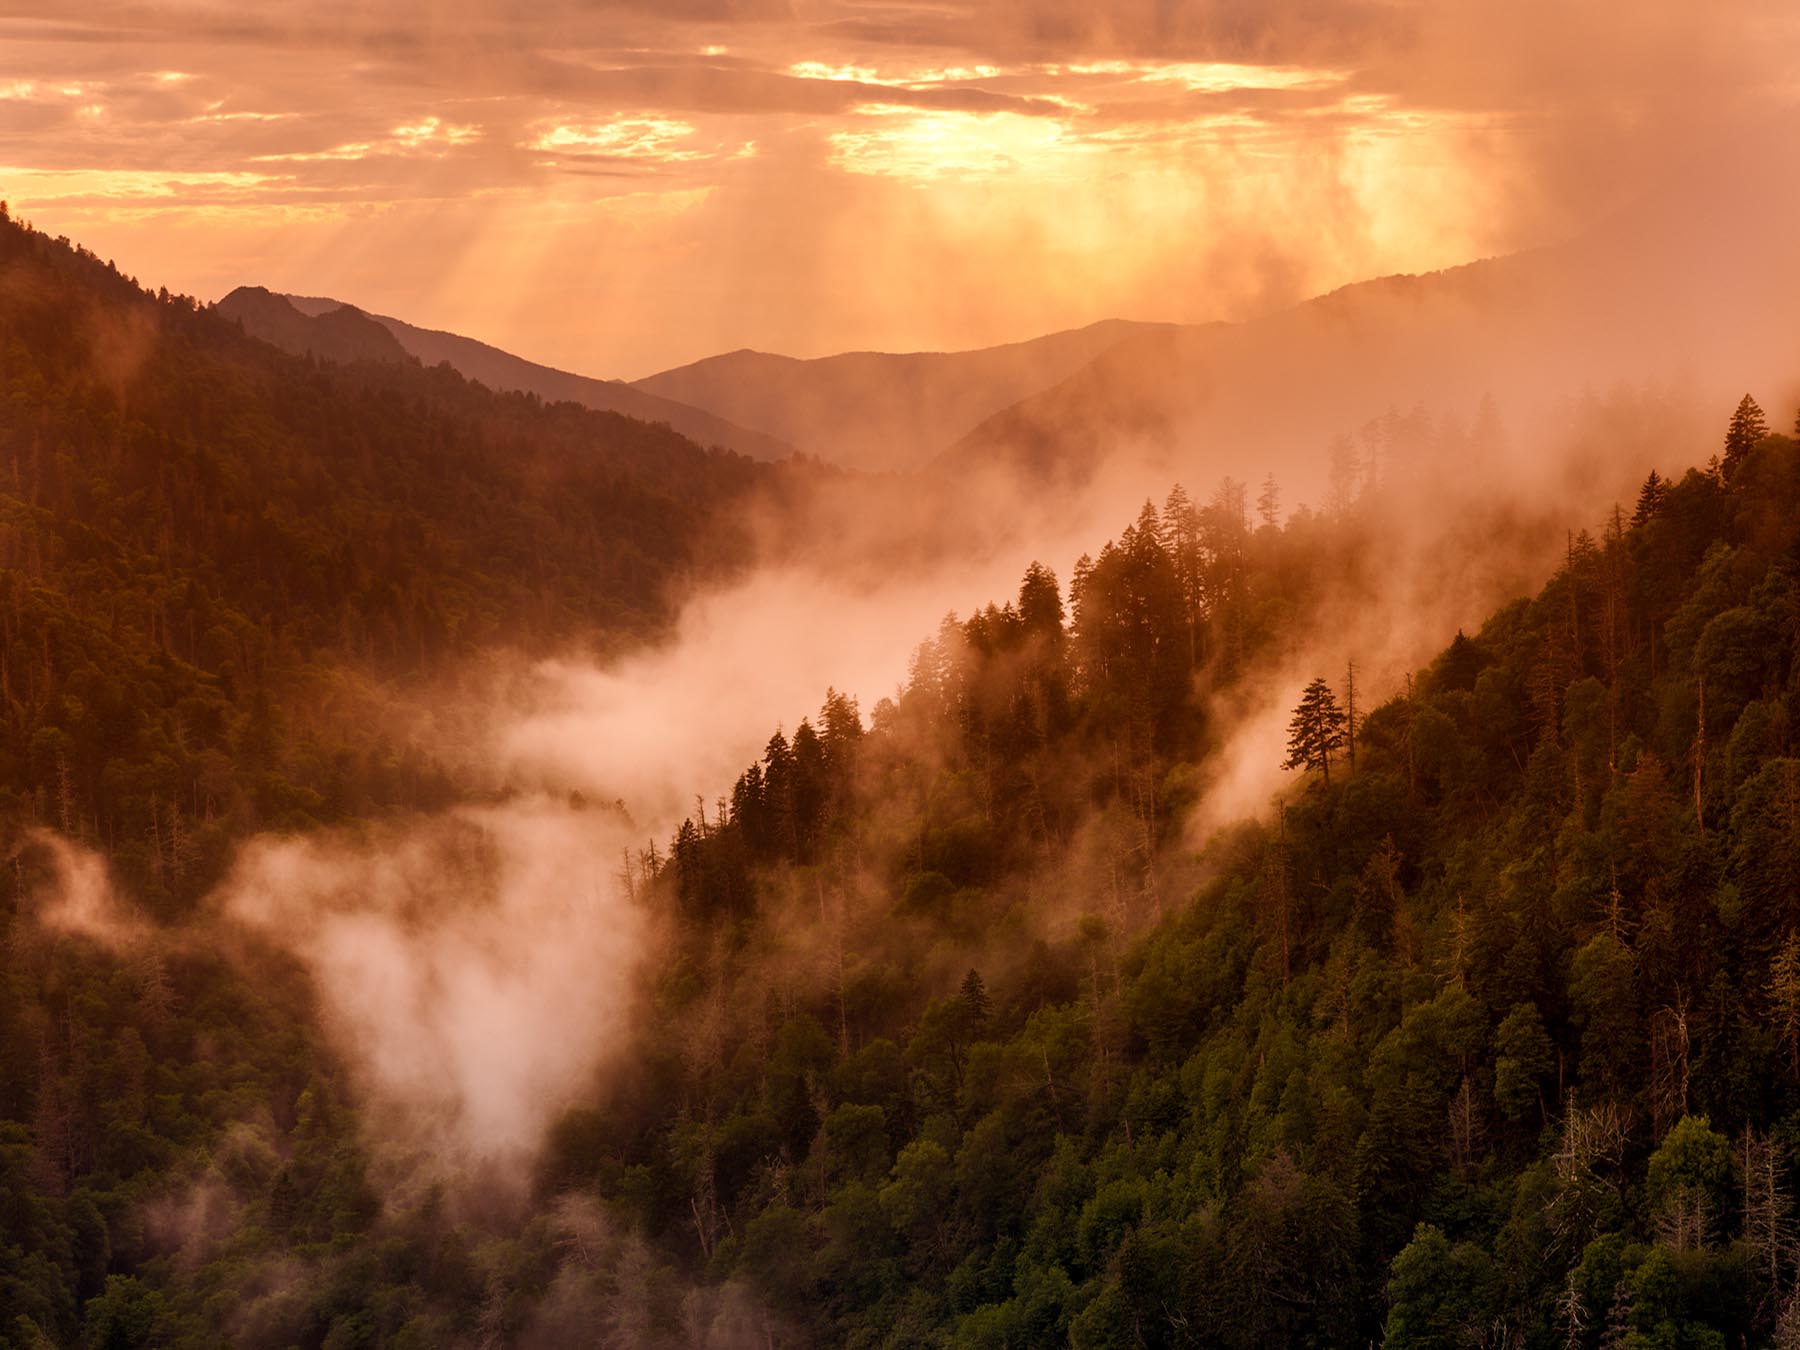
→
(11, 0, 1796, 378)
(6, 337, 1726, 1219)
(219, 800, 646, 1172)
(271, 376, 1716, 1179)
(8, 2, 1800, 1343)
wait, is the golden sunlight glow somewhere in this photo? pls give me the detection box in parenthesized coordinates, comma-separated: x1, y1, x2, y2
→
(2, 80, 103, 101)
(392, 117, 481, 148)
(4, 0, 1742, 376)
(0, 166, 278, 205)
(1060, 60, 1345, 92)
(829, 109, 1072, 178)
(195, 109, 294, 124)
(251, 143, 376, 163)
(788, 61, 884, 84)
(912, 65, 1004, 82)
(788, 60, 1007, 89)
(245, 117, 481, 165)
(529, 117, 702, 160)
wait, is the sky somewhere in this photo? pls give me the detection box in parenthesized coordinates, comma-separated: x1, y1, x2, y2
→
(1, 0, 1795, 377)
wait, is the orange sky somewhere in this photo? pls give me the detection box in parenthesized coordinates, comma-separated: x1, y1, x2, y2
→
(2, 0, 1795, 377)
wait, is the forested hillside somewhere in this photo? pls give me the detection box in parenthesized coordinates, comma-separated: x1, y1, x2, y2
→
(565, 397, 1800, 1348)
(219, 289, 795, 464)
(0, 212, 776, 1350)
(5, 202, 1800, 1349)
(0, 207, 770, 912)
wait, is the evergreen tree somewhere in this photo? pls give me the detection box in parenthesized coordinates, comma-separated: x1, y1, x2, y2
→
(1257, 473, 1281, 529)
(959, 969, 991, 1024)
(1723, 393, 1768, 482)
(1633, 469, 1670, 525)
(1017, 562, 1064, 639)
(1284, 677, 1348, 785)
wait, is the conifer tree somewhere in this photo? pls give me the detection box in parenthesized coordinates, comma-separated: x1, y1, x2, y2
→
(1257, 473, 1281, 529)
(1723, 393, 1768, 482)
(959, 969, 991, 1024)
(1632, 469, 1669, 526)
(1284, 677, 1347, 786)
(1016, 562, 1063, 638)
(1326, 436, 1360, 516)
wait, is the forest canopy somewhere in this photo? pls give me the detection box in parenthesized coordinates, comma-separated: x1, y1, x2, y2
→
(4, 206, 1800, 1348)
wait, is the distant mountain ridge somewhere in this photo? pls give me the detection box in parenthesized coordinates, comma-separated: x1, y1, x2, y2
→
(632, 318, 1177, 471)
(947, 125, 1800, 492)
(222, 117, 1800, 491)
(215, 286, 412, 365)
(227, 287, 1180, 472)
(0, 205, 773, 893)
(216, 288, 794, 462)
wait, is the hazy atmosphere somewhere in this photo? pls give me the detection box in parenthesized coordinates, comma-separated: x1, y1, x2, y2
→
(5, 0, 1797, 372)
(4, 3, 1800, 1348)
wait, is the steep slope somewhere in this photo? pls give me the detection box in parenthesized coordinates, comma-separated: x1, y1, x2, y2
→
(0, 209, 773, 908)
(575, 414, 1800, 1348)
(633, 318, 1175, 470)
(274, 292, 794, 461)
(8, 212, 1800, 1342)
(951, 134, 1800, 493)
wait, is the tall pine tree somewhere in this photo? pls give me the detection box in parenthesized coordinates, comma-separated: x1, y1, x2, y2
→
(1723, 393, 1768, 482)
(1284, 677, 1348, 786)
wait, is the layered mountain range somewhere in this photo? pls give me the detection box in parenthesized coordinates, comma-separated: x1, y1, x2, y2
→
(216, 134, 1800, 497)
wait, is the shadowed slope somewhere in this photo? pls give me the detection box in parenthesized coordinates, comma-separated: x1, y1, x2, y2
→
(220, 289, 795, 462)
(634, 318, 1176, 470)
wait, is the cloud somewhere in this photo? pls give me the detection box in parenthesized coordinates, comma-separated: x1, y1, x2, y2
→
(219, 799, 647, 1171)
(2, 0, 1793, 393)
(17, 827, 150, 950)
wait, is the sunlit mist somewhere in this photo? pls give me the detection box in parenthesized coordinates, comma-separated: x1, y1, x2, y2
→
(4, 0, 1795, 374)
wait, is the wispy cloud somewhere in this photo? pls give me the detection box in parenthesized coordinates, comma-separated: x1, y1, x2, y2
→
(1, 0, 1792, 374)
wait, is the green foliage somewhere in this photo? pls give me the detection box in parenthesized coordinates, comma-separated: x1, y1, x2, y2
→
(582, 399, 1800, 1347)
(0, 213, 773, 1347)
(1493, 1001, 1554, 1122)
(10, 212, 1800, 1347)
(1383, 1224, 1501, 1348)
(1285, 675, 1349, 785)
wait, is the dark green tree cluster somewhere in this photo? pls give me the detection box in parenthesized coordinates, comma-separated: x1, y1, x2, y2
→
(547, 396, 1800, 1348)
(0, 205, 771, 914)
(11, 200, 1800, 1349)
(0, 209, 780, 1347)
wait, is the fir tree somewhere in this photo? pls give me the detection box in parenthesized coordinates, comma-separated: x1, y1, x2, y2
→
(1257, 473, 1281, 529)
(1632, 469, 1669, 525)
(1284, 677, 1348, 786)
(959, 969, 991, 1024)
(1723, 393, 1768, 482)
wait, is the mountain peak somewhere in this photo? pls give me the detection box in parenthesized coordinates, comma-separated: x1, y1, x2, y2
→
(253, 292, 794, 461)
(216, 286, 413, 366)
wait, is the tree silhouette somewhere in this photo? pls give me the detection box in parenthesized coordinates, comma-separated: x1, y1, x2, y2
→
(1723, 393, 1768, 482)
(1284, 677, 1348, 786)
(1632, 469, 1670, 525)
(1257, 473, 1281, 529)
